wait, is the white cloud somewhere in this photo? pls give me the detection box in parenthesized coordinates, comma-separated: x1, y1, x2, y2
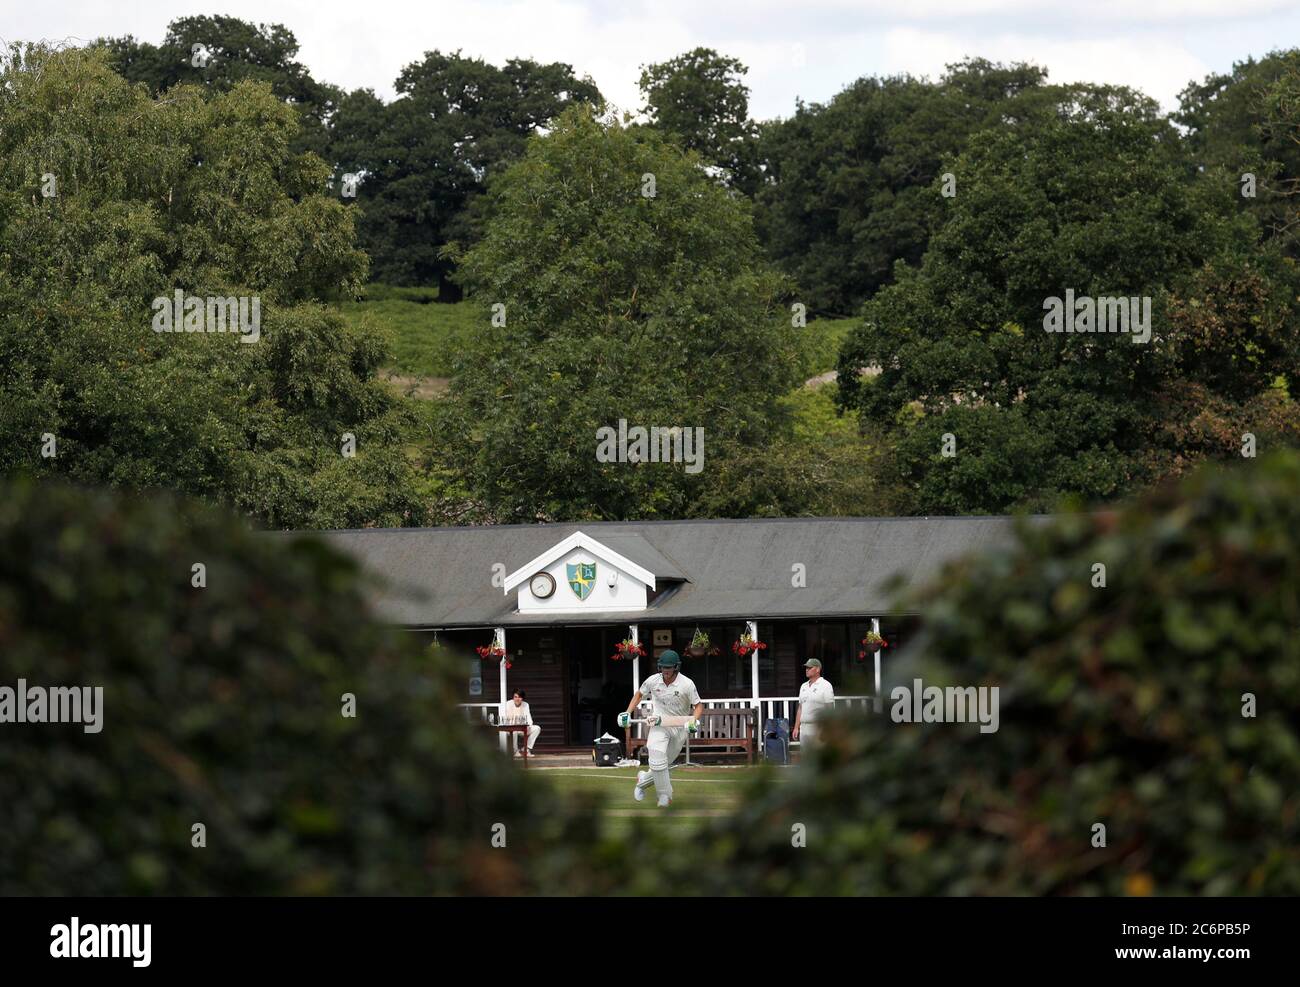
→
(881, 27, 1210, 109)
(3, 0, 1297, 119)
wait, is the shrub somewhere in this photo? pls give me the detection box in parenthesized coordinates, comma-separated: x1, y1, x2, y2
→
(0, 479, 608, 894)
(665, 454, 1300, 895)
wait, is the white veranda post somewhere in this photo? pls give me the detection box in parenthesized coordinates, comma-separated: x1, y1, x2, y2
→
(495, 626, 508, 751)
(746, 619, 760, 702)
(629, 624, 640, 758)
(872, 617, 882, 713)
(629, 624, 640, 695)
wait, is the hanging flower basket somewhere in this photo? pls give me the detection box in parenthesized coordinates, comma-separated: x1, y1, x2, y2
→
(611, 639, 646, 661)
(732, 633, 767, 657)
(857, 631, 888, 662)
(476, 644, 511, 669)
(686, 628, 719, 657)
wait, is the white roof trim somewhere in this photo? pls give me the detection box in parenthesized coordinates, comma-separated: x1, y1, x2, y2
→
(503, 530, 657, 595)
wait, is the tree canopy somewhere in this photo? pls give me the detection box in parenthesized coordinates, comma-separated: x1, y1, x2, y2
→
(0, 43, 422, 528)
(834, 83, 1300, 515)
(434, 107, 801, 521)
(9, 28, 1300, 523)
(99, 15, 340, 159)
(756, 59, 1048, 315)
(638, 47, 759, 192)
(329, 51, 602, 294)
(1176, 49, 1300, 256)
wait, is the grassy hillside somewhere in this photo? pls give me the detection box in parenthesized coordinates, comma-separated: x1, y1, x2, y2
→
(797, 316, 856, 378)
(339, 284, 480, 380)
(345, 287, 875, 515)
(345, 284, 858, 388)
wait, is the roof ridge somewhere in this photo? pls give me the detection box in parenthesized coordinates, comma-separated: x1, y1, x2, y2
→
(269, 514, 1055, 536)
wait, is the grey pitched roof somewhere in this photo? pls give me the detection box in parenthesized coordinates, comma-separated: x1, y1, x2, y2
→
(281, 516, 1046, 628)
(596, 533, 688, 581)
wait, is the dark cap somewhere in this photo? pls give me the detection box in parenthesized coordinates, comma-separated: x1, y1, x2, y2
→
(657, 650, 682, 669)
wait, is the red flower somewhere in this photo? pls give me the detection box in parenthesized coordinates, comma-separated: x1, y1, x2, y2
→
(860, 634, 889, 653)
(610, 639, 646, 661)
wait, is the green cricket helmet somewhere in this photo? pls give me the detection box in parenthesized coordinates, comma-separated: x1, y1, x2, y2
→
(657, 649, 682, 670)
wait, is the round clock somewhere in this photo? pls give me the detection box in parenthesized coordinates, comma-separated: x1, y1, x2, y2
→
(530, 571, 556, 599)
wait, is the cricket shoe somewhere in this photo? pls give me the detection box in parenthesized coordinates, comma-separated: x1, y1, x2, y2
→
(657, 795, 672, 808)
(634, 770, 649, 802)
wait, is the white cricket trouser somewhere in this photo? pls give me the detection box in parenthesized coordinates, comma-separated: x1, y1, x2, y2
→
(644, 725, 687, 800)
(511, 724, 541, 751)
(800, 722, 820, 747)
(646, 725, 687, 769)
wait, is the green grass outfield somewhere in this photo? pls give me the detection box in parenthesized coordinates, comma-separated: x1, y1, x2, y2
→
(536, 764, 789, 835)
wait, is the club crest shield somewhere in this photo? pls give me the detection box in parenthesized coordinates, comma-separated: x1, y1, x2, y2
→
(566, 561, 597, 600)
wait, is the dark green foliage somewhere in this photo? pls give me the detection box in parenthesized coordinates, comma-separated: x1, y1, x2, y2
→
(638, 47, 759, 193)
(0, 44, 424, 529)
(330, 51, 602, 291)
(98, 15, 340, 159)
(0, 479, 612, 894)
(1176, 49, 1300, 256)
(660, 453, 1300, 894)
(435, 107, 801, 521)
(836, 83, 1300, 515)
(756, 59, 1047, 314)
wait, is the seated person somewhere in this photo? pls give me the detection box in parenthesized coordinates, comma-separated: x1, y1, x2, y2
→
(499, 689, 540, 756)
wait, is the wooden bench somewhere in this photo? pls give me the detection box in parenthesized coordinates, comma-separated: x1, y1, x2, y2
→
(627, 707, 757, 765)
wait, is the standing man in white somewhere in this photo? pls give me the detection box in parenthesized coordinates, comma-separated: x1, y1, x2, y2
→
(794, 658, 835, 749)
(500, 689, 541, 757)
(617, 650, 703, 807)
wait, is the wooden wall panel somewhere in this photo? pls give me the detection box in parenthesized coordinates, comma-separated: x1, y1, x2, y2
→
(774, 622, 801, 697)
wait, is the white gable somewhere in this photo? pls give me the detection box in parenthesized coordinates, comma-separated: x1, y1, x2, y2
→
(503, 531, 656, 614)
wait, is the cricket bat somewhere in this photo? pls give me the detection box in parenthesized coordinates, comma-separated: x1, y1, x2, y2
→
(631, 714, 695, 727)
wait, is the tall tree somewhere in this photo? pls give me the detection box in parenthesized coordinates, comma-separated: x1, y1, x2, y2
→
(835, 84, 1300, 514)
(98, 15, 340, 159)
(1175, 50, 1300, 254)
(433, 107, 800, 521)
(0, 43, 423, 528)
(756, 59, 1047, 315)
(638, 47, 758, 192)
(330, 51, 602, 294)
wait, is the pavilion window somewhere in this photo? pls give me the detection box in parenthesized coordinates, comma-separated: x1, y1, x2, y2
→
(675, 623, 748, 694)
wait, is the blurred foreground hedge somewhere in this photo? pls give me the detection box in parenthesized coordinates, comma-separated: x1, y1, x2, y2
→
(3, 456, 1297, 895)
(661, 453, 1300, 895)
(0, 479, 616, 894)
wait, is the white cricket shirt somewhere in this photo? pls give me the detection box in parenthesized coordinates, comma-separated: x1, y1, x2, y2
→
(638, 673, 701, 719)
(799, 677, 835, 722)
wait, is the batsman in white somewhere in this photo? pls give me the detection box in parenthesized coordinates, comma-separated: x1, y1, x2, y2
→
(617, 650, 703, 807)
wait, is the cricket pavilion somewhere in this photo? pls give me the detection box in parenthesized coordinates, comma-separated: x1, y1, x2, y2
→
(314, 516, 1030, 754)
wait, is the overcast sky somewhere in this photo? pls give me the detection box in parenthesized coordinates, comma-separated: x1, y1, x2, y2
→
(7, 1, 1300, 119)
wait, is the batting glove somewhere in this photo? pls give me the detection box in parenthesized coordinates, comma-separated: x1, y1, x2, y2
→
(617, 712, 631, 728)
